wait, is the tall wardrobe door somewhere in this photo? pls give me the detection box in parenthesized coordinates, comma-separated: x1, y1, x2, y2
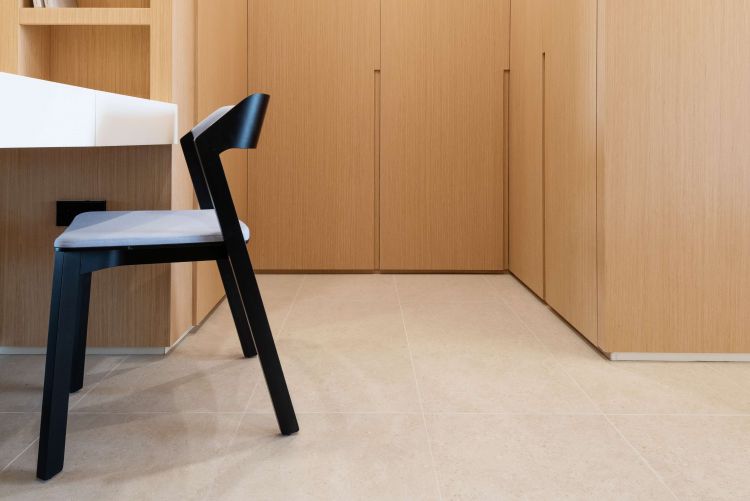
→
(598, 0, 750, 352)
(508, 0, 544, 294)
(247, 0, 379, 270)
(380, 0, 509, 271)
(542, 0, 597, 341)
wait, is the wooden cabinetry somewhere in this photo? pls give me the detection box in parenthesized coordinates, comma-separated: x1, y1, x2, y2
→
(597, 0, 750, 353)
(246, 0, 379, 271)
(510, 0, 750, 355)
(0, 0, 195, 349)
(542, 0, 597, 342)
(380, 0, 509, 271)
(509, 0, 544, 295)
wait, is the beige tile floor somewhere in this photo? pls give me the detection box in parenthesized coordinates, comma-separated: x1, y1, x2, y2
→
(2, 274, 750, 500)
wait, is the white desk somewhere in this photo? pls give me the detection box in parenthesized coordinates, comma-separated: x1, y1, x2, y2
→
(0, 72, 177, 148)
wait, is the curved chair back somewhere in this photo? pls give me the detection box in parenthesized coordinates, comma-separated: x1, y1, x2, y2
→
(179, 93, 270, 245)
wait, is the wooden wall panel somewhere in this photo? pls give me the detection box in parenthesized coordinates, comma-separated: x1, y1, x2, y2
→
(0, 147, 172, 348)
(509, 0, 544, 293)
(168, 0, 195, 343)
(542, 0, 598, 341)
(380, 0, 509, 271)
(598, 0, 750, 352)
(194, 0, 248, 322)
(247, 0, 379, 270)
(49, 26, 150, 98)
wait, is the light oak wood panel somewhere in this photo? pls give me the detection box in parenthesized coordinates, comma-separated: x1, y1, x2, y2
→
(168, 0, 195, 343)
(598, 0, 750, 352)
(77, 0, 150, 7)
(380, 0, 509, 271)
(193, 0, 248, 322)
(247, 0, 379, 270)
(18, 7, 151, 26)
(49, 25, 150, 98)
(542, 0, 597, 341)
(509, 0, 545, 293)
(0, 147, 172, 347)
(0, 1, 20, 73)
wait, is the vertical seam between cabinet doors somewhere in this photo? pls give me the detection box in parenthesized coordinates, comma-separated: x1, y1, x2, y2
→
(541, 51, 547, 300)
(374, 70, 381, 270)
(503, 69, 510, 270)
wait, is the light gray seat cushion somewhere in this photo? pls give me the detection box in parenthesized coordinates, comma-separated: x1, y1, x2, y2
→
(54, 210, 250, 249)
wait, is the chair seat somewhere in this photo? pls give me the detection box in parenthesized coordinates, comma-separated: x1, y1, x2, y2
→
(54, 210, 250, 249)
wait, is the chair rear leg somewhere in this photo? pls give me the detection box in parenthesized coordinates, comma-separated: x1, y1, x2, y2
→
(217, 258, 257, 358)
(37, 252, 84, 480)
(229, 253, 298, 436)
(70, 273, 91, 393)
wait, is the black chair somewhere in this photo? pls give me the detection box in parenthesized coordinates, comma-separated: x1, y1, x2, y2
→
(36, 94, 298, 481)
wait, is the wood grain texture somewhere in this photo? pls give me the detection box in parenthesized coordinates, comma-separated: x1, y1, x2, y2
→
(598, 0, 750, 352)
(380, 0, 509, 271)
(193, 0, 248, 323)
(168, 0, 195, 342)
(542, 0, 597, 342)
(0, 147, 172, 348)
(509, 0, 545, 293)
(247, 0, 379, 270)
(19, 7, 151, 26)
(0, 1, 20, 73)
(49, 25, 150, 98)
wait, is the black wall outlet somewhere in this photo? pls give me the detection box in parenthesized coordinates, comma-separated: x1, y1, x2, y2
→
(56, 200, 107, 227)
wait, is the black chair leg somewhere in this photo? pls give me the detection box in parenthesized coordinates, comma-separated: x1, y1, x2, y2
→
(70, 272, 91, 393)
(217, 258, 257, 358)
(229, 252, 298, 436)
(37, 252, 84, 481)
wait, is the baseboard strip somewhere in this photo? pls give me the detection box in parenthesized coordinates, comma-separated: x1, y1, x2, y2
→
(609, 352, 750, 362)
(0, 325, 195, 356)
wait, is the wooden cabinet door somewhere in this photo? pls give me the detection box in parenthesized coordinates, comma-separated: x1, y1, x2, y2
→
(380, 0, 509, 271)
(247, 0, 379, 270)
(542, 0, 597, 341)
(598, 0, 750, 352)
(509, 0, 544, 293)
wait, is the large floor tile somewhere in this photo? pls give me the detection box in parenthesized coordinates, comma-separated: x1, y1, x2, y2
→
(426, 413, 675, 500)
(73, 355, 261, 413)
(0, 412, 241, 501)
(396, 274, 500, 304)
(295, 274, 398, 304)
(256, 273, 305, 303)
(563, 358, 750, 415)
(248, 301, 420, 413)
(0, 356, 123, 412)
(175, 299, 292, 359)
(0, 413, 39, 471)
(208, 413, 439, 501)
(611, 415, 750, 501)
(402, 302, 598, 414)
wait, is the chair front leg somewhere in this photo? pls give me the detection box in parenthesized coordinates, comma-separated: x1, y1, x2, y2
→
(217, 258, 257, 358)
(70, 272, 92, 393)
(37, 252, 84, 480)
(228, 250, 298, 436)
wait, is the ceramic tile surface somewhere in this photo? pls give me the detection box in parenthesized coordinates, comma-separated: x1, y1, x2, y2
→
(1, 274, 748, 500)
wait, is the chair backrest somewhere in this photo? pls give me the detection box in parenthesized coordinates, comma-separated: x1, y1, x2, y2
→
(180, 93, 269, 247)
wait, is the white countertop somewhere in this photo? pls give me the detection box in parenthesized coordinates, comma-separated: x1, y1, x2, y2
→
(0, 72, 178, 148)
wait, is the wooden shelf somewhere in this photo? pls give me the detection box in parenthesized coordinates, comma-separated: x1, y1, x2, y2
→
(19, 7, 151, 26)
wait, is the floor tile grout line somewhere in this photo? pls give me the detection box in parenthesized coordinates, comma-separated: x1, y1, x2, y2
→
(204, 275, 309, 501)
(393, 275, 445, 501)
(484, 278, 682, 500)
(602, 414, 681, 501)
(1, 437, 38, 474)
(483, 275, 682, 499)
(69, 354, 129, 412)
